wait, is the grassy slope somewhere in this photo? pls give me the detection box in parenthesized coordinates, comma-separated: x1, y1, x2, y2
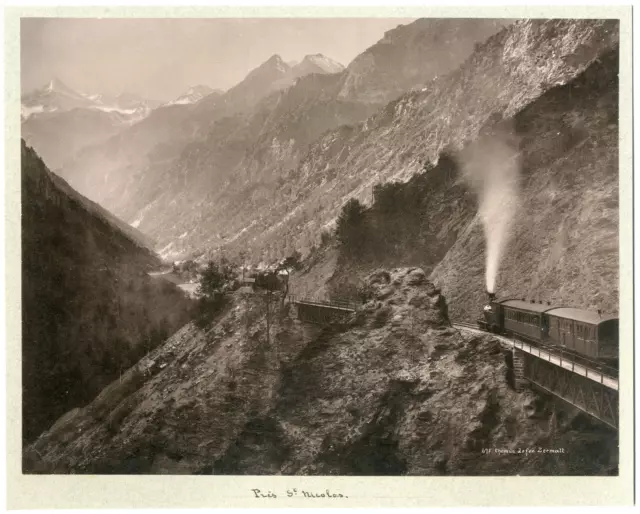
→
(21, 141, 194, 443)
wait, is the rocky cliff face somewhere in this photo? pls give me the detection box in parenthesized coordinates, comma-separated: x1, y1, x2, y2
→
(125, 71, 377, 251)
(337, 19, 508, 105)
(21, 142, 193, 443)
(24, 268, 617, 475)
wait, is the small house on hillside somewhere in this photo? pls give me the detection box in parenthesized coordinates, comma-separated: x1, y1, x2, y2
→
(237, 277, 256, 293)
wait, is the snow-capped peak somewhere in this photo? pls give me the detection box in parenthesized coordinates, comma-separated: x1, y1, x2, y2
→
(22, 79, 158, 124)
(165, 85, 219, 106)
(301, 54, 345, 74)
(44, 77, 85, 99)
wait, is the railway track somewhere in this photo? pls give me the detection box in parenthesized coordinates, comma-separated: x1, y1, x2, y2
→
(454, 320, 499, 336)
(453, 321, 480, 330)
(453, 321, 516, 347)
(453, 321, 618, 389)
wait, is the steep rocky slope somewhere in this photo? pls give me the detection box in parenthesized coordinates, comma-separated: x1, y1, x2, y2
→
(24, 268, 617, 475)
(58, 102, 208, 214)
(125, 71, 376, 245)
(337, 18, 508, 105)
(142, 19, 617, 264)
(326, 44, 619, 323)
(47, 170, 156, 249)
(431, 47, 619, 320)
(21, 142, 193, 443)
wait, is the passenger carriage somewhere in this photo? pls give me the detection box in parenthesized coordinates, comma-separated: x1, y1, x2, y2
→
(477, 297, 618, 370)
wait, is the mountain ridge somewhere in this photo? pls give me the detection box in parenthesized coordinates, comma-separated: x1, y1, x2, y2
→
(56, 18, 508, 261)
(21, 79, 162, 168)
(166, 85, 222, 106)
(55, 49, 350, 210)
(22, 78, 160, 121)
(126, 19, 617, 264)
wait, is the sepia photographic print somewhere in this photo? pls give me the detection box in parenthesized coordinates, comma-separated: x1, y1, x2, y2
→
(5, 4, 634, 509)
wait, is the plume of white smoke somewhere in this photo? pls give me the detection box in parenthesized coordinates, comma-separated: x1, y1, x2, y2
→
(455, 126, 521, 293)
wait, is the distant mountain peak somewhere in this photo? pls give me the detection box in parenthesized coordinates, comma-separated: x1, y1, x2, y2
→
(299, 54, 345, 73)
(21, 77, 92, 120)
(188, 85, 217, 94)
(166, 85, 219, 106)
(43, 77, 82, 98)
(267, 54, 284, 63)
(256, 54, 290, 74)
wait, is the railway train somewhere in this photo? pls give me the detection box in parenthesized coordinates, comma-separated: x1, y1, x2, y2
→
(477, 292, 619, 371)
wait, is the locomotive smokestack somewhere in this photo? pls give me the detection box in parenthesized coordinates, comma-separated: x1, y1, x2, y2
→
(487, 291, 496, 302)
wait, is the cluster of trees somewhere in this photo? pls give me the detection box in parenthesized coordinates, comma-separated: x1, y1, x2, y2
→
(172, 259, 199, 281)
(197, 258, 237, 297)
(333, 154, 461, 264)
(335, 198, 371, 257)
(193, 250, 304, 328)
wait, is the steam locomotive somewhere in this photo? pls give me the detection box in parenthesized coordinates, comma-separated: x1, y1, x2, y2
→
(477, 292, 619, 371)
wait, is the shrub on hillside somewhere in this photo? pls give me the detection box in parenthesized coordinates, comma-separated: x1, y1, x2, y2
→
(253, 270, 283, 291)
(194, 258, 237, 329)
(281, 251, 303, 271)
(320, 230, 332, 247)
(335, 198, 371, 257)
(194, 293, 228, 330)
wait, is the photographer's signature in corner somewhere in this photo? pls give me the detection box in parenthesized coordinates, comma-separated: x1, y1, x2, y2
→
(482, 447, 566, 454)
(251, 488, 348, 499)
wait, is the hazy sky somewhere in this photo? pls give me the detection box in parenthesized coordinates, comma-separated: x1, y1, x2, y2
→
(21, 18, 415, 101)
